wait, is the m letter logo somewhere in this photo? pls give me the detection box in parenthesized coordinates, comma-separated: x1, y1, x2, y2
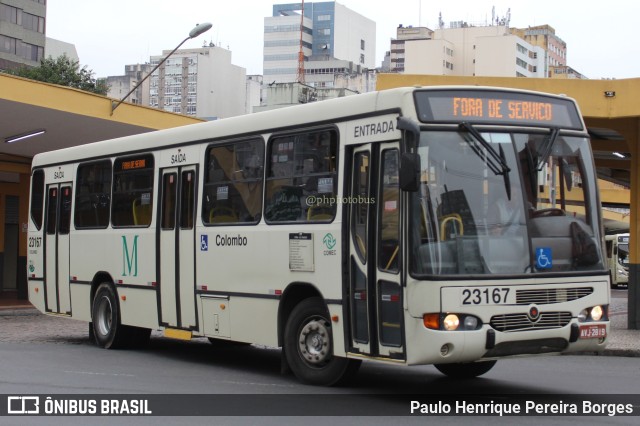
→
(122, 235, 139, 277)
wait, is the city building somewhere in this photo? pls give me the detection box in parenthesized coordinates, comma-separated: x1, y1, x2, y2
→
(105, 63, 153, 107)
(511, 25, 567, 75)
(148, 45, 247, 120)
(264, 2, 375, 85)
(549, 65, 587, 79)
(44, 38, 78, 62)
(0, 0, 46, 70)
(387, 12, 585, 79)
(403, 24, 546, 78)
(388, 25, 433, 73)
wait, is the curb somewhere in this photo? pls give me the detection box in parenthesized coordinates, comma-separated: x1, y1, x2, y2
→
(0, 307, 40, 317)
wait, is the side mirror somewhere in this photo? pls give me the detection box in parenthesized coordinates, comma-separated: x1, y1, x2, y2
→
(400, 153, 420, 192)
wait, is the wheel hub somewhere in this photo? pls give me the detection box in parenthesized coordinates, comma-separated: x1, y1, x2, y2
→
(298, 318, 331, 365)
(96, 296, 112, 336)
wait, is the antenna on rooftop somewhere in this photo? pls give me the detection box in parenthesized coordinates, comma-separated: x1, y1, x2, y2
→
(296, 0, 306, 83)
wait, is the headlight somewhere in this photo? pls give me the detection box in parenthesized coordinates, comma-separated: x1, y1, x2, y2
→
(443, 314, 460, 331)
(423, 313, 482, 331)
(590, 305, 604, 321)
(578, 305, 608, 322)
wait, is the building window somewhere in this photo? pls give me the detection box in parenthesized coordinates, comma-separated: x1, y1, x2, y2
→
(0, 35, 16, 55)
(17, 41, 43, 62)
(361, 39, 365, 50)
(360, 54, 365, 64)
(317, 14, 331, 21)
(22, 12, 45, 33)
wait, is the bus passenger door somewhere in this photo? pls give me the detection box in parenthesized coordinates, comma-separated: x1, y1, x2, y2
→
(158, 166, 198, 330)
(44, 183, 72, 314)
(347, 143, 405, 360)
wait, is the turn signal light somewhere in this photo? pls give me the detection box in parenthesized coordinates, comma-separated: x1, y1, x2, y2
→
(423, 313, 440, 330)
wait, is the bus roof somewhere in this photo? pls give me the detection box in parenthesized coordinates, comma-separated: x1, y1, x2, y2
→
(31, 86, 581, 169)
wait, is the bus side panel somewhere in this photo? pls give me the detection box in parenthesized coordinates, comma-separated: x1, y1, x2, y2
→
(69, 283, 91, 321)
(27, 279, 46, 312)
(117, 287, 159, 330)
(229, 298, 279, 346)
(69, 228, 158, 328)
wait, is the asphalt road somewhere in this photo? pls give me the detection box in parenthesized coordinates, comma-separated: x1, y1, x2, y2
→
(0, 289, 637, 425)
(0, 289, 640, 425)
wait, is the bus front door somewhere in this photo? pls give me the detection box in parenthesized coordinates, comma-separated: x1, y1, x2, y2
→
(158, 166, 198, 330)
(347, 143, 405, 360)
(44, 183, 72, 314)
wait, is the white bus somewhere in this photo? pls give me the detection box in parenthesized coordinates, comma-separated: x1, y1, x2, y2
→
(605, 233, 629, 288)
(28, 86, 609, 385)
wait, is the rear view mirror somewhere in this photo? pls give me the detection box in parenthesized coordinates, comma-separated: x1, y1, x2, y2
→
(400, 153, 420, 192)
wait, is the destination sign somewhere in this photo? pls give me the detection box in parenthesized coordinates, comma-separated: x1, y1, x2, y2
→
(414, 89, 583, 129)
(117, 155, 154, 172)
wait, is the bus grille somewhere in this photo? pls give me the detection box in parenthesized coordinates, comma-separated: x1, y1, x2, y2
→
(490, 312, 572, 332)
(516, 287, 593, 305)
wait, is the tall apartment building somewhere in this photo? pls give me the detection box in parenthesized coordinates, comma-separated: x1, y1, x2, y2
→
(403, 24, 546, 78)
(149, 45, 247, 120)
(264, 2, 375, 84)
(0, 0, 46, 70)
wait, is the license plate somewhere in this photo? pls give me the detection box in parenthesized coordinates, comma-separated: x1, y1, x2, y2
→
(579, 324, 607, 339)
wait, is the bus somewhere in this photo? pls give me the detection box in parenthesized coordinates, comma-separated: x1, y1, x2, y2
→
(605, 233, 629, 288)
(27, 86, 609, 385)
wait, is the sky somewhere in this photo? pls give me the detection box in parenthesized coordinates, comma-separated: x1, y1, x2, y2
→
(46, 0, 640, 80)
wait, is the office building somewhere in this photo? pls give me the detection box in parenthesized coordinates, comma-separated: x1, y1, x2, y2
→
(264, 2, 375, 84)
(0, 0, 46, 70)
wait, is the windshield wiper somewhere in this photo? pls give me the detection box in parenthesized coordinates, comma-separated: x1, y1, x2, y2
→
(536, 128, 560, 170)
(458, 122, 511, 176)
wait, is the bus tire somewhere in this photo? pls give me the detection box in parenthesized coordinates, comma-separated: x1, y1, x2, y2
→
(284, 297, 360, 386)
(434, 360, 497, 378)
(91, 282, 130, 349)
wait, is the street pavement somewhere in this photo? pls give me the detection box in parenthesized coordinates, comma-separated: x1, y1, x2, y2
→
(1, 297, 638, 357)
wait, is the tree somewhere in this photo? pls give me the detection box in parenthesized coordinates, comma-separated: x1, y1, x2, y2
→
(4, 54, 109, 95)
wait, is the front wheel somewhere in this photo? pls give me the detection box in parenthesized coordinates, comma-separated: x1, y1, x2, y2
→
(284, 297, 360, 386)
(434, 360, 497, 378)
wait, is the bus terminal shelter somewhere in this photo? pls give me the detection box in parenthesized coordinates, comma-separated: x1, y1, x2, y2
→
(0, 73, 201, 301)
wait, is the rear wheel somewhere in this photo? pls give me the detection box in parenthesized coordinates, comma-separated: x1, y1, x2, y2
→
(434, 360, 497, 378)
(91, 282, 136, 349)
(284, 297, 360, 386)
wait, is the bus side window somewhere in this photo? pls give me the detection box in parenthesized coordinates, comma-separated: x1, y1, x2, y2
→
(265, 130, 337, 223)
(202, 139, 264, 225)
(379, 149, 400, 272)
(75, 161, 112, 229)
(30, 169, 45, 230)
(111, 155, 154, 227)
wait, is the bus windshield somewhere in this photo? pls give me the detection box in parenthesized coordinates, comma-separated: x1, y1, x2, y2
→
(410, 129, 605, 276)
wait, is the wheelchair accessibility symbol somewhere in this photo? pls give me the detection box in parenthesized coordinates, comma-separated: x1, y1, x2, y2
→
(200, 235, 208, 251)
(536, 247, 552, 269)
